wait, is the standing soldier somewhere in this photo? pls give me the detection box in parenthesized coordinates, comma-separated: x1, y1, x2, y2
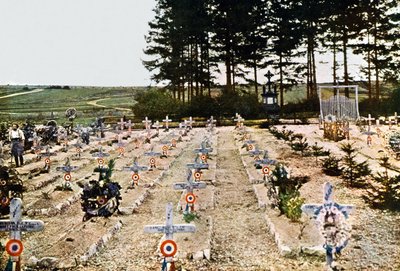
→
(9, 123, 25, 167)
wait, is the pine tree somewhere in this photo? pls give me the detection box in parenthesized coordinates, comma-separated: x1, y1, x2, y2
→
(353, 0, 400, 99)
(340, 142, 371, 187)
(267, 0, 303, 107)
(324, 0, 366, 96)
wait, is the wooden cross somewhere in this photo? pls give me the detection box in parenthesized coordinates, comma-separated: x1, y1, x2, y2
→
(122, 160, 148, 174)
(144, 202, 196, 238)
(91, 146, 110, 166)
(117, 118, 126, 131)
(144, 149, 162, 169)
(194, 141, 213, 155)
(144, 202, 196, 268)
(163, 115, 172, 131)
(365, 114, 375, 128)
(186, 157, 209, 172)
(254, 150, 276, 168)
(394, 112, 399, 125)
(387, 117, 395, 130)
(173, 169, 207, 193)
(207, 116, 216, 131)
(0, 198, 44, 271)
(186, 117, 195, 129)
(56, 159, 79, 184)
(234, 114, 245, 127)
(126, 120, 133, 133)
(301, 182, 354, 270)
(152, 121, 162, 132)
(142, 117, 152, 131)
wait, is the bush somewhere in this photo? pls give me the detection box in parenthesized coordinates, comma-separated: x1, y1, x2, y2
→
(281, 194, 306, 222)
(340, 143, 371, 187)
(322, 155, 342, 176)
(216, 91, 262, 119)
(269, 164, 308, 220)
(132, 89, 183, 119)
(365, 156, 400, 210)
(184, 95, 219, 118)
(311, 142, 330, 163)
(290, 138, 309, 156)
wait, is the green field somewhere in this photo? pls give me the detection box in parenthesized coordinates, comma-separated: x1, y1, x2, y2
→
(0, 86, 142, 124)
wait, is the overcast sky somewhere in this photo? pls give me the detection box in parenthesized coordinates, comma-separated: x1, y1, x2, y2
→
(0, 0, 156, 87)
(0, 1, 365, 87)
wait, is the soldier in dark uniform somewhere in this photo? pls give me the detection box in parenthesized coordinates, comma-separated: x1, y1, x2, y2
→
(8, 124, 25, 167)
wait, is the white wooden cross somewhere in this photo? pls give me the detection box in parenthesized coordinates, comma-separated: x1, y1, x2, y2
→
(152, 120, 162, 132)
(117, 118, 126, 131)
(207, 116, 216, 128)
(122, 160, 148, 174)
(126, 120, 134, 134)
(301, 182, 354, 269)
(387, 117, 395, 130)
(142, 117, 152, 131)
(364, 114, 375, 134)
(0, 198, 44, 269)
(234, 114, 245, 127)
(163, 115, 172, 130)
(173, 169, 207, 193)
(186, 117, 195, 129)
(365, 114, 375, 127)
(394, 112, 398, 125)
(91, 146, 110, 167)
(144, 202, 196, 239)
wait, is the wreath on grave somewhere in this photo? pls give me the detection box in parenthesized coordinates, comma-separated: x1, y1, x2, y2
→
(0, 166, 23, 216)
(80, 159, 122, 221)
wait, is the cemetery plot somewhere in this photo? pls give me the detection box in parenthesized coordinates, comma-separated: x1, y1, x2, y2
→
(0, 126, 192, 269)
(253, 123, 400, 269)
(75, 130, 216, 269)
(0, 121, 399, 270)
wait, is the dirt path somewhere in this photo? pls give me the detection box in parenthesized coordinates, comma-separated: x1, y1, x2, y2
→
(87, 98, 131, 112)
(180, 128, 322, 271)
(208, 129, 282, 270)
(0, 88, 44, 100)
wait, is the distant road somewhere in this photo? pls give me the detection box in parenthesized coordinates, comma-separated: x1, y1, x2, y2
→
(87, 98, 131, 112)
(0, 88, 44, 100)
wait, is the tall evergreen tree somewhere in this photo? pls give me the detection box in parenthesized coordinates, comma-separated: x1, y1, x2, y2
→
(210, 0, 256, 94)
(267, 0, 303, 107)
(296, 0, 328, 99)
(354, 0, 400, 99)
(325, 0, 366, 97)
(237, 0, 269, 96)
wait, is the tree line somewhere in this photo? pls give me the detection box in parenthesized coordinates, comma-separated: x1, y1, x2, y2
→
(143, 0, 399, 106)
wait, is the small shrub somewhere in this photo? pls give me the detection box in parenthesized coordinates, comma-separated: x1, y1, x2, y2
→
(269, 164, 309, 219)
(365, 156, 400, 210)
(340, 143, 371, 187)
(281, 194, 306, 222)
(290, 138, 309, 156)
(321, 155, 342, 176)
(311, 142, 331, 164)
(183, 212, 199, 223)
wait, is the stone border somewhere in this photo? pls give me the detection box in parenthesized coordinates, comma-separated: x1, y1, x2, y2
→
(234, 128, 325, 258)
(80, 221, 123, 262)
(234, 130, 295, 257)
(76, 135, 191, 265)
